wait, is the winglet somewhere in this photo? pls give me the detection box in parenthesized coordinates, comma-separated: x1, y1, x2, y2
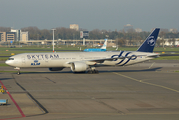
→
(137, 28, 160, 53)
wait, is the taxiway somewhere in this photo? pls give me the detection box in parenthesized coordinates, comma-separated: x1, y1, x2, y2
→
(0, 60, 179, 120)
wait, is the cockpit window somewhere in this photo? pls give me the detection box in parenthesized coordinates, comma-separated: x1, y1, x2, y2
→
(8, 58, 14, 60)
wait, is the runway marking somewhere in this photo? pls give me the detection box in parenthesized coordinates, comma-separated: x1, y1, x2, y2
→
(0, 80, 26, 118)
(113, 72, 179, 93)
(11, 74, 48, 114)
(45, 77, 56, 83)
(149, 62, 155, 69)
(138, 79, 152, 82)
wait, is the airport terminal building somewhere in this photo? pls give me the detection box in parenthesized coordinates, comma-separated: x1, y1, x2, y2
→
(0, 29, 28, 42)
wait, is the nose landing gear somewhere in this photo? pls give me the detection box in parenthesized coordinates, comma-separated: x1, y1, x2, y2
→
(14, 67, 20, 75)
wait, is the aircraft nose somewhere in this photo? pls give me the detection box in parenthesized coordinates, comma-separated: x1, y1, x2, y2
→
(5, 60, 12, 66)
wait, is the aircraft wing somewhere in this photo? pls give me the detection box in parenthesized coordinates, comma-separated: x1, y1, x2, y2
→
(67, 54, 159, 65)
(146, 54, 160, 58)
(88, 54, 159, 63)
(67, 55, 137, 65)
(88, 55, 136, 63)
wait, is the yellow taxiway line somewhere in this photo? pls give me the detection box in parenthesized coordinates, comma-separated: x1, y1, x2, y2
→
(113, 72, 179, 93)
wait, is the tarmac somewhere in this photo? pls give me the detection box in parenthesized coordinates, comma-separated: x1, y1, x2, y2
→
(0, 60, 179, 120)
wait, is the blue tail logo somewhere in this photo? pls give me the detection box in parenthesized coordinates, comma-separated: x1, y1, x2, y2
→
(137, 28, 160, 53)
(147, 36, 155, 46)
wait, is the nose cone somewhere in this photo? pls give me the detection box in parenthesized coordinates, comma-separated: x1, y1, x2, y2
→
(5, 60, 13, 66)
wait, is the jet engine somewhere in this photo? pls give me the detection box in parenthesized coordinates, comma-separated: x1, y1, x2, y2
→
(49, 67, 64, 71)
(70, 62, 88, 72)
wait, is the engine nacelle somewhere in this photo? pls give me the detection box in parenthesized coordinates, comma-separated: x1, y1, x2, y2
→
(71, 62, 88, 72)
(49, 67, 64, 71)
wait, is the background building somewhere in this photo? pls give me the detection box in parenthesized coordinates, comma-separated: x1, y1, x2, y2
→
(0, 32, 6, 42)
(0, 32, 16, 42)
(0, 28, 28, 42)
(20, 32, 28, 42)
(170, 28, 178, 33)
(11, 29, 21, 41)
(70, 24, 79, 31)
(123, 24, 135, 33)
(135, 28, 142, 33)
(6, 32, 16, 42)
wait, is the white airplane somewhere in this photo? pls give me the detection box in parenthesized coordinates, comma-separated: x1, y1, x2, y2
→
(5, 28, 160, 75)
(84, 39, 108, 52)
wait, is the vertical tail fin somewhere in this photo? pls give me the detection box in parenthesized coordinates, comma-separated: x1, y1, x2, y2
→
(137, 28, 160, 52)
(100, 39, 107, 49)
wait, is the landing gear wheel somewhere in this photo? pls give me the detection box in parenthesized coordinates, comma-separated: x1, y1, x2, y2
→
(87, 70, 99, 74)
(87, 70, 92, 74)
(94, 70, 99, 73)
(17, 71, 20, 75)
(92, 70, 99, 74)
(88, 66, 99, 74)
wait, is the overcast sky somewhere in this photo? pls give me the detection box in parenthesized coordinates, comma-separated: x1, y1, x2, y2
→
(0, 0, 178, 31)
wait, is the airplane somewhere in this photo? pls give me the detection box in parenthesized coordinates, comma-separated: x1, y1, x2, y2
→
(83, 39, 107, 52)
(5, 28, 160, 75)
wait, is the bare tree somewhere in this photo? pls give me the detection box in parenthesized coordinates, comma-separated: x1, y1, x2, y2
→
(116, 38, 126, 47)
(0, 27, 11, 32)
(159, 31, 166, 48)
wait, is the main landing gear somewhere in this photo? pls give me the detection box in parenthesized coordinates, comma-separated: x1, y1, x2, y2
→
(14, 67, 20, 75)
(87, 67, 99, 74)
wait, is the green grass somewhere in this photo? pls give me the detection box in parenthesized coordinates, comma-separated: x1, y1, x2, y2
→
(0, 71, 16, 73)
(154, 47, 179, 52)
(0, 63, 8, 66)
(154, 56, 179, 60)
(0, 58, 9, 61)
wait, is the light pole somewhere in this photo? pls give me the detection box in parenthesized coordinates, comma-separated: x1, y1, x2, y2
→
(51, 28, 56, 52)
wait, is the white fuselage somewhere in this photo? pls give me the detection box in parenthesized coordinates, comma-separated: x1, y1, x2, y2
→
(5, 51, 157, 68)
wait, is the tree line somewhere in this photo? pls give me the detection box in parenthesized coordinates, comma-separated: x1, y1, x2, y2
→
(0, 26, 179, 45)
